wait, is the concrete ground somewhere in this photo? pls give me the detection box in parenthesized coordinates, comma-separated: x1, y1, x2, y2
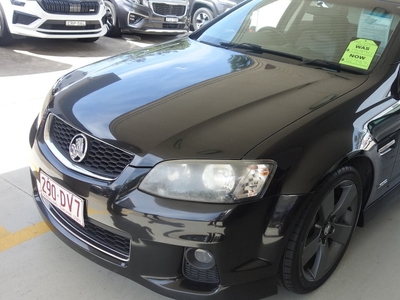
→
(1, 35, 400, 300)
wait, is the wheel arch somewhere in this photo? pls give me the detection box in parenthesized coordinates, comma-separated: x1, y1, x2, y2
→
(0, 1, 14, 45)
(105, 0, 121, 26)
(263, 149, 375, 246)
(305, 152, 374, 227)
(190, 1, 217, 18)
(261, 153, 374, 282)
(336, 155, 374, 227)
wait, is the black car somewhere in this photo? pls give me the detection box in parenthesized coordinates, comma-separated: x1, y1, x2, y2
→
(189, 0, 242, 30)
(104, 0, 190, 36)
(29, 0, 400, 299)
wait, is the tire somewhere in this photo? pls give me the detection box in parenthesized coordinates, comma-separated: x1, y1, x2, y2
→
(280, 166, 362, 294)
(192, 7, 213, 31)
(77, 37, 99, 43)
(0, 3, 13, 46)
(104, 0, 121, 37)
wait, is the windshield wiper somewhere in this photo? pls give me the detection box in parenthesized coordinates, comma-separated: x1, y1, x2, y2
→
(219, 42, 304, 61)
(300, 59, 365, 74)
(218, 42, 366, 74)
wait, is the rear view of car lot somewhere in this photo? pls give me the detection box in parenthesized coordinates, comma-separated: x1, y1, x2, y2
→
(0, 0, 107, 45)
(104, 0, 190, 37)
(1, 34, 400, 300)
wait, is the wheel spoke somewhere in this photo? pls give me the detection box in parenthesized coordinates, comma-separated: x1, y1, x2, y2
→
(330, 223, 352, 245)
(302, 233, 320, 267)
(320, 190, 334, 221)
(309, 243, 329, 281)
(333, 183, 357, 218)
(311, 238, 346, 281)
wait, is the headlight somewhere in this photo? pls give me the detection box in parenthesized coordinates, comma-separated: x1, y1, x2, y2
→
(139, 160, 276, 203)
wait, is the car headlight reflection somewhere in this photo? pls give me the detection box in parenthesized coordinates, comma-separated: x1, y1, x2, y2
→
(139, 160, 276, 203)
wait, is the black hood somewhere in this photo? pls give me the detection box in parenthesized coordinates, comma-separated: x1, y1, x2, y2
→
(51, 38, 367, 164)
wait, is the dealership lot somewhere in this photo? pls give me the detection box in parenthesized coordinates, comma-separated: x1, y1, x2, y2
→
(1, 35, 400, 300)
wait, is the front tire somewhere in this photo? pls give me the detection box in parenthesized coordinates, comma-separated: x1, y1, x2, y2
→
(104, 0, 121, 37)
(280, 166, 362, 294)
(0, 3, 13, 46)
(192, 7, 213, 31)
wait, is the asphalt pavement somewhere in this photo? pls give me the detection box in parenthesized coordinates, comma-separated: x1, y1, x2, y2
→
(1, 35, 400, 300)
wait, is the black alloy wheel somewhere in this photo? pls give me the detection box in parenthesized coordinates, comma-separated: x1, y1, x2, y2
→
(192, 7, 213, 31)
(280, 166, 362, 293)
(0, 3, 13, 46)
(104, 0, 121, 37)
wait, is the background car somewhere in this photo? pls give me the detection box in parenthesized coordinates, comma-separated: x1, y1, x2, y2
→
(104, 0, 190, 37)
(0, 0, 107, 45)
(189, 0, 242, 30)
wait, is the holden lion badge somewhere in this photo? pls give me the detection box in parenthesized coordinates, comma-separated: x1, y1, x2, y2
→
(69, 134, 88, 162)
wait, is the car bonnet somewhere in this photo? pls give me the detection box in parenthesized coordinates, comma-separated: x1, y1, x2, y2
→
(50, 38, 367, 164)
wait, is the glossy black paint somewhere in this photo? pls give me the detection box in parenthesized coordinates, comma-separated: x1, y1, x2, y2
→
(50, 38, 367, 164)
(29, 1, 400, 299)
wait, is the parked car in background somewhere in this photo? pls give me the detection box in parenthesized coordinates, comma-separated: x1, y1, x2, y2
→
(29, 0, 400, 299)
(0, 0, 107, 45)
(189, 0, 242, 30)
(104, 0, 189, 37)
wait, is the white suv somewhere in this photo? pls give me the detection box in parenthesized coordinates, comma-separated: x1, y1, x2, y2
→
(0, 0, 107, 45)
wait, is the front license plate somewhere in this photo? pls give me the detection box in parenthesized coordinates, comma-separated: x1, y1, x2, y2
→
(40, 171, 85, 227)
(66, 20, 86, 26)
(165, 17, 178, 22)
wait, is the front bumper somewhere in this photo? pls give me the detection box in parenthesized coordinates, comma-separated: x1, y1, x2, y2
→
(3, 0, 107, 39)
(29, 116, 305, 299)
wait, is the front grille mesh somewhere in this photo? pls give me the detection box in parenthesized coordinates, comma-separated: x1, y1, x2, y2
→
(162, 23, 185, 29)
(183, 261, 220, 284)
(50, 116, 134, 179)
(152, 3, 186, 16)
(39, 0, 99, 14)
(50, 202, 131, 261)
(73, 214, 130, 256)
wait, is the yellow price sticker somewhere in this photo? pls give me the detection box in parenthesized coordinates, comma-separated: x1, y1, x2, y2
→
(340, 39, 380, 70)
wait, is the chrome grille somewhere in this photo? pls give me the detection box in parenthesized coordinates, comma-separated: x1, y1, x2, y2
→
(38, 0, 99, 14)
(152, 3, 186, 16)
(49, 115, 134, 179)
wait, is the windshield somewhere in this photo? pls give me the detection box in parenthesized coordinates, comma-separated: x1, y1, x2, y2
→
(196, 0, 400, 71)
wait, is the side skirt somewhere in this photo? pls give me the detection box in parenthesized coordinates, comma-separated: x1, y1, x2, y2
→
(363, 182, 400, 224)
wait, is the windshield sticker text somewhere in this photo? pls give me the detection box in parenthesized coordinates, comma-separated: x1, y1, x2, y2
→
(340, 38, 380, 70)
